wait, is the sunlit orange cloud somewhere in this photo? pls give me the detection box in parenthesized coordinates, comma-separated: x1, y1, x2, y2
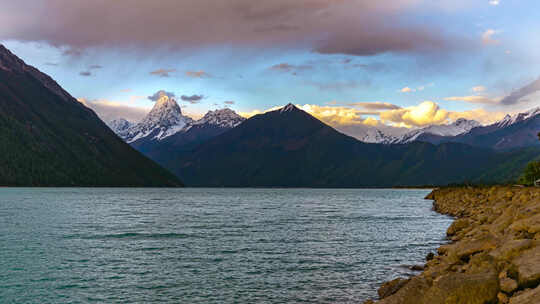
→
(240, 104, 380, 127)
(241, 102, 508, 130)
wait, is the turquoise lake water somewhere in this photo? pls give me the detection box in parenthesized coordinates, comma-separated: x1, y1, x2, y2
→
(0, 188, 452, 303)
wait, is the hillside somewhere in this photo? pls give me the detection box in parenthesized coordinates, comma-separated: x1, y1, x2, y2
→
(0, 44, 182, 186)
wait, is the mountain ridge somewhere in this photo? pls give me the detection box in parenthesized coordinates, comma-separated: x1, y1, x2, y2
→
(169, 104, 538, 187)
(0, 44, 182, 186)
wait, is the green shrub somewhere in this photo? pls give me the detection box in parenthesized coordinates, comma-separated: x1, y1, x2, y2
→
(519, 161, 540, 186)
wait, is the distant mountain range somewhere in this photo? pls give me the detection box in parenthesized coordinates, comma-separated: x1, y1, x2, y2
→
(359, 108, 540, 151)
(109, 101, 540, 187)
(414, 108, 540, 150)
(359, 118, 480, 144)
(0, 44, 182, 186)
(109, 97, 245, 166)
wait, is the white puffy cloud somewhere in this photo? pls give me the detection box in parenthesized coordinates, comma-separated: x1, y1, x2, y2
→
(379, 101, 449, 127)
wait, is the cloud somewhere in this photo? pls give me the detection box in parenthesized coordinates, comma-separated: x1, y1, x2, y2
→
(186, 70, 211, 78)
(0, 1, 472, 57)
(148, 90, 175, 101)
(79, 71, 91, 76)
(62, 48, 83, 57)
(401, 87, 413, 93)
(500, 77, 540, 105)
(269, 63, 312, 75)
(181, 94, 204, 104)
(44, 62, 59, 66)
(448, 108, 506, 125)
(472, 86, 486, 92)
(150, 68, 176, 77)
(89, 64, 102, 69)
(224, 100, 235, 105)
(380, 101, 449, 127)
(444, 95, 500, 104)
(240, 104, 380, 128)
(348, 102, 401, 110)
(489, 0, 500, 5)
(120, 89, 132, 93)
(78, 98, 149, 123)
(399, 83, 433, 93)
(482, 29, 500, 45)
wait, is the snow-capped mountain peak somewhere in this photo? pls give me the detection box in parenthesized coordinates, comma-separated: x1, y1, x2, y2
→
(280, 103, 297, 113)
(195, 108, 245, 128)
(123, 95, 193, 143)
(496, 107, 540, 128)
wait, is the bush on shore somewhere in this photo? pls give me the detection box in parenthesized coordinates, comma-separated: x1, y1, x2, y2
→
(519, 161, 540, 186)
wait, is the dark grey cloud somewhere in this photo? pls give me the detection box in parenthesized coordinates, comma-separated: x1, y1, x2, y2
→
(270, 63, 312, 75)
(89, 64, 103, 69)
(150, 68, 176, 77)
(79, 71, 91, 76)
(62, 48, 83, 57)
(0, 1, 472, 57)
(224, 100, 235, 105)
(148, 90, 175, 101)
(181, 94, 204, 104)
(500, 77, 540, 105)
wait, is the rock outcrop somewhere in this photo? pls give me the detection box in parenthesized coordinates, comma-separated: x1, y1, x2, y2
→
(368, 186, 540, 304)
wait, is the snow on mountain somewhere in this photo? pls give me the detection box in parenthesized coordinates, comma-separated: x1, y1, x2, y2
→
(280, 103, 297, 113)
(123, 94, 193, 143)
(194, 108, 245, 128)
(395, 118, 481, 143)
(107, 118, 133, 138)
(109, 94, 245, 144)
(358, 118, 480, 144)
(358, 128, 398, 144)
(495, 107, 540, 128)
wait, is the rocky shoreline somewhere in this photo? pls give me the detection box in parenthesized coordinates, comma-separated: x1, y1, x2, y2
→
(366, 186, 540, 304)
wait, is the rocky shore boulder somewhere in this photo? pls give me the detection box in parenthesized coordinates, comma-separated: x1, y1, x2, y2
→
(367, 186, 540, 304)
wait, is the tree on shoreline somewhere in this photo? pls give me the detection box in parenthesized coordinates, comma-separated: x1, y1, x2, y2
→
(518, 132, 540, 186)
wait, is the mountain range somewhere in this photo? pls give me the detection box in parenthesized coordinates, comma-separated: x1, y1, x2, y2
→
(0, 44, 182, 186)
(359, 108, 540, 151)
(109, 97, 245, 166)
(2, 42, 538, 188)
(109, 99, 540, 187)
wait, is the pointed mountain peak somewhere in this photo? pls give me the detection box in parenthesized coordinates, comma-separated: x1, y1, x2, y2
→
(122, 95, 193, 143)
(280, 103, 298, 113)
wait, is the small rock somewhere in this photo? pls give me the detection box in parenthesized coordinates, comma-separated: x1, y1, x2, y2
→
(498, 292, 509, 304)
(410, 265, 424, 271)
(426, 252, 435, 261)
(499, 277, 518, 293)
(509, 285, 540, 304)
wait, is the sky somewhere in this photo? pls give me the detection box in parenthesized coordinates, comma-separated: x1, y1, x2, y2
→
(1, 0, 540, 137)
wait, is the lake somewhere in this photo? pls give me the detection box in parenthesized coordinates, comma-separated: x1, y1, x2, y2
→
(0, 188, 452, 303)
